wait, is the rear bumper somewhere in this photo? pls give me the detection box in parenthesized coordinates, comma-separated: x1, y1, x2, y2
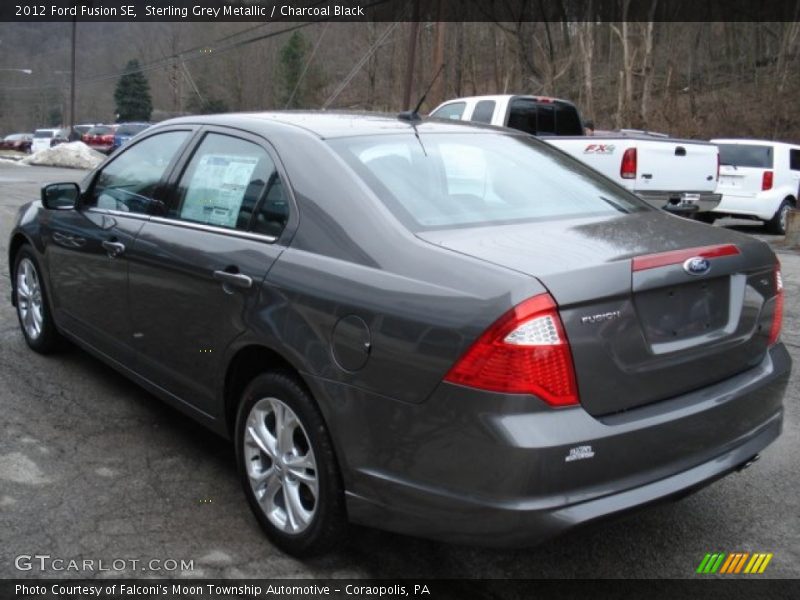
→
(712, 191, 783, 221)
(312, 344, 791, 547)
(636, 191, 721, 214)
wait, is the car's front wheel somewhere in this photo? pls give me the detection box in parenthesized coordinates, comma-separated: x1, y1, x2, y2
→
(235, 371, 346, 556)
(13, 247, 62, 353)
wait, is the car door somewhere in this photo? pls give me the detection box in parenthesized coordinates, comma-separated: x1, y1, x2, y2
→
(128, 128, 293, 416)
(45, 129, 194, 364)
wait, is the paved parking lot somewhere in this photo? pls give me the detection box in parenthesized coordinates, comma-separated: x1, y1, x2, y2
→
(1, 163, 798, 579)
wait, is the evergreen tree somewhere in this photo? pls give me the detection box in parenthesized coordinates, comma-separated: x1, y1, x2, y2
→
(113, 60, 152, 121)
(278, 31, 322, 108)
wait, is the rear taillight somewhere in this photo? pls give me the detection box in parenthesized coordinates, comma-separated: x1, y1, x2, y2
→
(444, 293, 579, 407)
(768, 264, 784, 346)
(620, 147, 637, 179)
(762, 171, 773, 191)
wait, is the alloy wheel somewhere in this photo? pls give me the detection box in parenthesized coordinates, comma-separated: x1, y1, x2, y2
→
(243, 397, 319, 534)
(16, 257, 44, 340)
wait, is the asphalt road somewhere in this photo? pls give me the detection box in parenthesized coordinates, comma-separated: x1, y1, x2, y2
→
(0, 163, 797, 579)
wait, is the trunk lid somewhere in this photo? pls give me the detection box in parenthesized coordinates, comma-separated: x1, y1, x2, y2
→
(418, 212, 778, 416)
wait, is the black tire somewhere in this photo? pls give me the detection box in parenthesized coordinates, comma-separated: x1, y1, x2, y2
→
(235, 371, 347, 556)
(766, 199, 793, 235)
(694, 212, 717, 224)
(13, 246, 63, 354)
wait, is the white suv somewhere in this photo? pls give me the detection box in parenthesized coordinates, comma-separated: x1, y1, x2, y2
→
(30, 128, 69, 154)
(711, 139, 800, 234)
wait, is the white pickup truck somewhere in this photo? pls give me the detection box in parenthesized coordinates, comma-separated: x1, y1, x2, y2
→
(430, 94, 721, 216)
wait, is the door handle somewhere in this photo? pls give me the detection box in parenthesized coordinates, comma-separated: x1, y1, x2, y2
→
(213, 269, 253, 289)
(102, 240, 126, 257)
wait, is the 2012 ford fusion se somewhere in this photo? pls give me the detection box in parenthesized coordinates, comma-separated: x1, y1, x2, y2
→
(8, 112, 790, 556)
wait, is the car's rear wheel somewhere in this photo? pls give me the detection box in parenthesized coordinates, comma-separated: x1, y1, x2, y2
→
(766, 199, 792, 235)
(235, 371, 346, 556)
(13, 247, 62, 353)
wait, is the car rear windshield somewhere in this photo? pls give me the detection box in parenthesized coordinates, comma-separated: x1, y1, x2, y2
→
(88, 126, 113, 135)
(718, 144, 773, 168)
(34, 130, 55, 138)
(116, 124, 148, 136)
(330, 132, 647, 231)
(507, 98, 584, 136)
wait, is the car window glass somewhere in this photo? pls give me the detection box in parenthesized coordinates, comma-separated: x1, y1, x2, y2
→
(332, 133, 647, 231)
(507, 99, 538, 134)
(471, 100, 496, 124)
(718, 144, 773, 168)
(554, 104, 583, 135)
(174, 133, 284, 234)
(431, 102, 466, 120)
(790, 149, 800, 171)
(89, 131, 189, 214)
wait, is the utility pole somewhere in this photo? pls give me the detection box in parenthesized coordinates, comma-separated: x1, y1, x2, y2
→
(402, 0, 420, 110)
(431, 0, 446, 108)
(69, 18, 76, 130)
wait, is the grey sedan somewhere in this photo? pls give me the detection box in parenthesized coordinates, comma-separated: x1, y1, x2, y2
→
(7, 112, 791, 556)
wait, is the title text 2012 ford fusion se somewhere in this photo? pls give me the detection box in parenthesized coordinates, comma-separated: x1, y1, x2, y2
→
(8, 113, 790, 556)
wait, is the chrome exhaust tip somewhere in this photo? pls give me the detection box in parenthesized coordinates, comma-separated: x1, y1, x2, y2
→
(737, 454, 760, 472)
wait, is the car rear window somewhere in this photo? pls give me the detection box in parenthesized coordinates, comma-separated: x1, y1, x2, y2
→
(88, 126, 113, 135)
(507, 98, 584, 136)
(34, 130, 54, 138)
(330, 132, 646, 231)
(718, 144, 773, 168)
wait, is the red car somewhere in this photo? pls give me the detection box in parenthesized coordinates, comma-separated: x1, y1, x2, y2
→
(0, 133, 33, 153)
(82, 125, 119, 154)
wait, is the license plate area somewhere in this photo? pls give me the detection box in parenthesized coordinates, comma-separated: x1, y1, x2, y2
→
(635, 277, 730, 345)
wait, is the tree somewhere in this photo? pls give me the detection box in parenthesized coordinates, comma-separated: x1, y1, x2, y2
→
(278, 31, 322, 108)
(114, 60, 153, 121)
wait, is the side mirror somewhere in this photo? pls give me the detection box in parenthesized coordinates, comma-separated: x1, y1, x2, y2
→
(41, 182, 80, 210)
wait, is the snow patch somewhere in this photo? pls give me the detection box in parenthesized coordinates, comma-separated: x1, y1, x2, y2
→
(21, 142, 105, 170)
(0, 452, 50, 484)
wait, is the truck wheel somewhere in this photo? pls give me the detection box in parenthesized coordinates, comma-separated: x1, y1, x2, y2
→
(766, 199, 792, 235)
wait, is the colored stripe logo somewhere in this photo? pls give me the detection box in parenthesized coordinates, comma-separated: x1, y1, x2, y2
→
(696, 552, 773, 574)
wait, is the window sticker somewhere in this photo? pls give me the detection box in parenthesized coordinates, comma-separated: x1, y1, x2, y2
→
(181, 154, 259, 228)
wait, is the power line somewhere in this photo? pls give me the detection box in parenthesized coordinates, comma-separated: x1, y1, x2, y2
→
(284, 22, 330, 109)
(3, 0, 395, 93)
(322, 20, 402, 109)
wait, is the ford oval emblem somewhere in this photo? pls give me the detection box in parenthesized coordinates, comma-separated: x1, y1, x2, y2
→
(683, 257, 711, 275)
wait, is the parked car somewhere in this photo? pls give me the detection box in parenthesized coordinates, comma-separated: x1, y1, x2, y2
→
(111, 122, 151, 152)
(71, 123, 100, 140)
(9, 112, 790, 557)
(0, 133, 33, 153)
(709, 139, 800, 234)
(431, 95, 721, 217)
(31, 128, 69, 153)
(82, 124, 119, 154)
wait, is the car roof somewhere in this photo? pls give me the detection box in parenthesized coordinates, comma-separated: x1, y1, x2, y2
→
(712, 138, 800, 148)
(160, 110, 509, 139)
(435, 94, 577, 106)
